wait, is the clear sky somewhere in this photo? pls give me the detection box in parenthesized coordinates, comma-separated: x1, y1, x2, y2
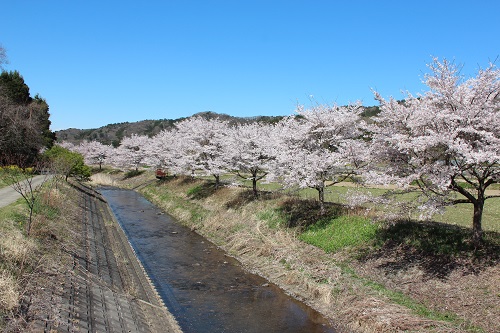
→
(1, 1, 499, 131)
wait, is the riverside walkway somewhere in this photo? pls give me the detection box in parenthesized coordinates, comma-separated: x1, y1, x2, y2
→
(0, 175, 49, 208)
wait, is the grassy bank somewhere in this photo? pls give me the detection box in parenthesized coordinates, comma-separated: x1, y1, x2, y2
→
(0, 178, 82, 331)
(121, 172, 499, 333)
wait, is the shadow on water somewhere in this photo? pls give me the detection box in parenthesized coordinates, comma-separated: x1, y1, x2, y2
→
(100, 187, 337, 333)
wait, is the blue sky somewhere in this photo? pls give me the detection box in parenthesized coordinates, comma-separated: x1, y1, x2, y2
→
(1, 1, 499, 131)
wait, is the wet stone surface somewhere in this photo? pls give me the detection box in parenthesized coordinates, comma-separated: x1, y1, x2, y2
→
(101, 187, 337, 333)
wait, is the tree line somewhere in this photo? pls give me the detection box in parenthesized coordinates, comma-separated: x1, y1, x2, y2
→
(62, 58, 500, 245)
(0, 46, 55, 166)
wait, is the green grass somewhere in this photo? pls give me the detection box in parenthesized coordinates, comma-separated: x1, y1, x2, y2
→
(0, 198, 26, 231)
(142, 185, 209, 226)
(258, 208, 288, 229)
(32, 199, 59, 220)
(186, 183, 217, 199)
(301, 184, 500, 233)
(436, 198, 500, 233)
(299, 215, 379, 253)
(0, 169, 22, 188)
(221, 174, 500, 233)
(143, 173, 492, 332)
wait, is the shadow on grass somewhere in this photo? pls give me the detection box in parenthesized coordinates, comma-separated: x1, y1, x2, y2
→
(186, 182, 217, 200)
(360, 220, 500, 279)
(122, 169, 144, 179)
(176, 176, 199, 186)
(276, 198, 346, 229)
(154, 175, 178, 185)
(225, 189, 282, 209)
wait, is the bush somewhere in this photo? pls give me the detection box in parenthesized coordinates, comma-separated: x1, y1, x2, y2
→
(42, 146, 91, 180)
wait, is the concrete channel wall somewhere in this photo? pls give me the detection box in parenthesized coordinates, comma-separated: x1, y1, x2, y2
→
(36, 182, 182, 333)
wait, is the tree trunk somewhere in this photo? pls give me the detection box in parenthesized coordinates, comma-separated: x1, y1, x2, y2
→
(214, 174, 220, 190)
(27, 196, 35, 236)
(472, 199, 484, 246)
(252, 171, 258, 198)
(317, 186, 325, 214)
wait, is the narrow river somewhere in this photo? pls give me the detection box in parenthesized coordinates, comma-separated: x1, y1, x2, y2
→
(100, 187, 337, 333)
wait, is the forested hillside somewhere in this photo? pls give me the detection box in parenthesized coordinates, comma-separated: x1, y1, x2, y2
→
(55, 107, 379, 146)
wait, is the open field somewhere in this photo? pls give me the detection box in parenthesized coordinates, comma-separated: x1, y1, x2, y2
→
(222, 174, 500, 233)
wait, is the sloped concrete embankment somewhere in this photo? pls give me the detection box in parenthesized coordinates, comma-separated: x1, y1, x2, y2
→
(37, 182, 182, 333)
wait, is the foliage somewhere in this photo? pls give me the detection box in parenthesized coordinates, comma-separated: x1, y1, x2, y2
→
(174, 116, 229, 189)
(70, 140, 112, 169)
(222, 122, 274, 197)
(0, 71, 54, 166)
(42, 145, 91, 180)
(368, 58, 500, 244)
(267, 102, 368, 209)
(59, 58, 498, 247)
(111, 134, 149, 171)
(142, 128, 183, 175)
(0, 70, 30, 104)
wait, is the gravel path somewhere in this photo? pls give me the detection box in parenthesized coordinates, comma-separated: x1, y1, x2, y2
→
(33, 182, 182, 333)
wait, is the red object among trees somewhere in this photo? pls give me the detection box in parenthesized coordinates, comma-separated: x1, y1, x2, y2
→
(155, 168, 167, 179)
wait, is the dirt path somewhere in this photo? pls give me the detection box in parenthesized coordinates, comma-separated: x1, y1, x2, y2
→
(32, 182, 182, 333)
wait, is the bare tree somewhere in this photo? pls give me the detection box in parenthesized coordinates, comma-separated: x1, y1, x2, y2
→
(6, 164, 49, 236)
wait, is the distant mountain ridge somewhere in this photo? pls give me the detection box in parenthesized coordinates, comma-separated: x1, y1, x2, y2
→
(56, 107, 380, 147)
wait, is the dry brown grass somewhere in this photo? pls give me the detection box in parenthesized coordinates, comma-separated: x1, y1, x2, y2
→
(0, 228, 36, 271)
(0, 271, 18, 311)
(90, 172, 116, 186)
(0, 179, 82, 331)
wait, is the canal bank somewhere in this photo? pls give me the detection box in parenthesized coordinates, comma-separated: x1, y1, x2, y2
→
(33, 181, 183, 333)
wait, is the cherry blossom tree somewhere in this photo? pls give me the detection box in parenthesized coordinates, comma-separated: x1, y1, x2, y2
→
(76, 140, 113, 170)
(174, 116, 229, 189)
(57, 141, 76, 151)
(112, 134, 150, 171)
(223, 122, 274, 197)
(268, 102, 367, 211)
(368, 58, 500, 244)
(144, 128, 185, 176)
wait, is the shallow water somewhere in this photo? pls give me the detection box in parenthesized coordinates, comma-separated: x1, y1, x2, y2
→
(100, 187, 337, 333)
